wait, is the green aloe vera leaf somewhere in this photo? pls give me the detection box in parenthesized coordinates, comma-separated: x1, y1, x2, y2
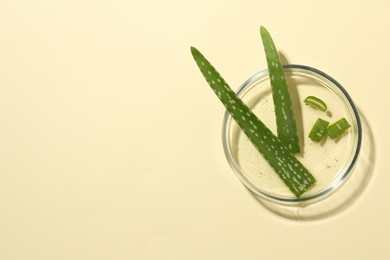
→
(308, 118, 329, 142)
(328, 117, 351, 139)
(191, 46, 316, 197)
(260, 26, 301, 154)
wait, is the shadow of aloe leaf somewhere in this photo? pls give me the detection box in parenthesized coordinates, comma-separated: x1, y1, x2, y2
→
(249, 108, 375, 221)
(279, 51, 290, 65)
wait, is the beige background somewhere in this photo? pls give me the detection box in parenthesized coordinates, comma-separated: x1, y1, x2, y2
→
(0, 0, 388, 259)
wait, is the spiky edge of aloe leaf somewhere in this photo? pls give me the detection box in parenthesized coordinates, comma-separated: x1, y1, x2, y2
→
(260, 26, 301, 154)
(191, 46, 316, 197)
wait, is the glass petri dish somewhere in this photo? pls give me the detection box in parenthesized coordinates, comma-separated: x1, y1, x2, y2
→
(222, 64, 362, 206)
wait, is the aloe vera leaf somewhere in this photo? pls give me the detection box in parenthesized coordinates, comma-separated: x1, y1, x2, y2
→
(191, 46, 316, 197)
(260, 26, 301, 154)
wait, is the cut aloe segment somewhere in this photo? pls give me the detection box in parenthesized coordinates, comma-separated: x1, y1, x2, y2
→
(328, 118, 351, 139)
(260, 26, 301, 154)
(304, 96, 328, 112)
(309, 118, 329, 142)
(191, 46, 316, 197)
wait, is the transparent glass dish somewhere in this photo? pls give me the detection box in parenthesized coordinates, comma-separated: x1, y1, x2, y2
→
(222, 65, 362, 207)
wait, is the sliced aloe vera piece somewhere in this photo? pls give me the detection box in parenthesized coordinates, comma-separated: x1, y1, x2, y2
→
(328, 118, 351, 139)
(308, 118, 329, 142)
(191, 46, 316, 197)
(304, 96, 328, 112)
(260, 26, 301, 154)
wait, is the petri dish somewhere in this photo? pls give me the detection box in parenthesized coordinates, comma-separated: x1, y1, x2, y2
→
(222, 64, 362, 208)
